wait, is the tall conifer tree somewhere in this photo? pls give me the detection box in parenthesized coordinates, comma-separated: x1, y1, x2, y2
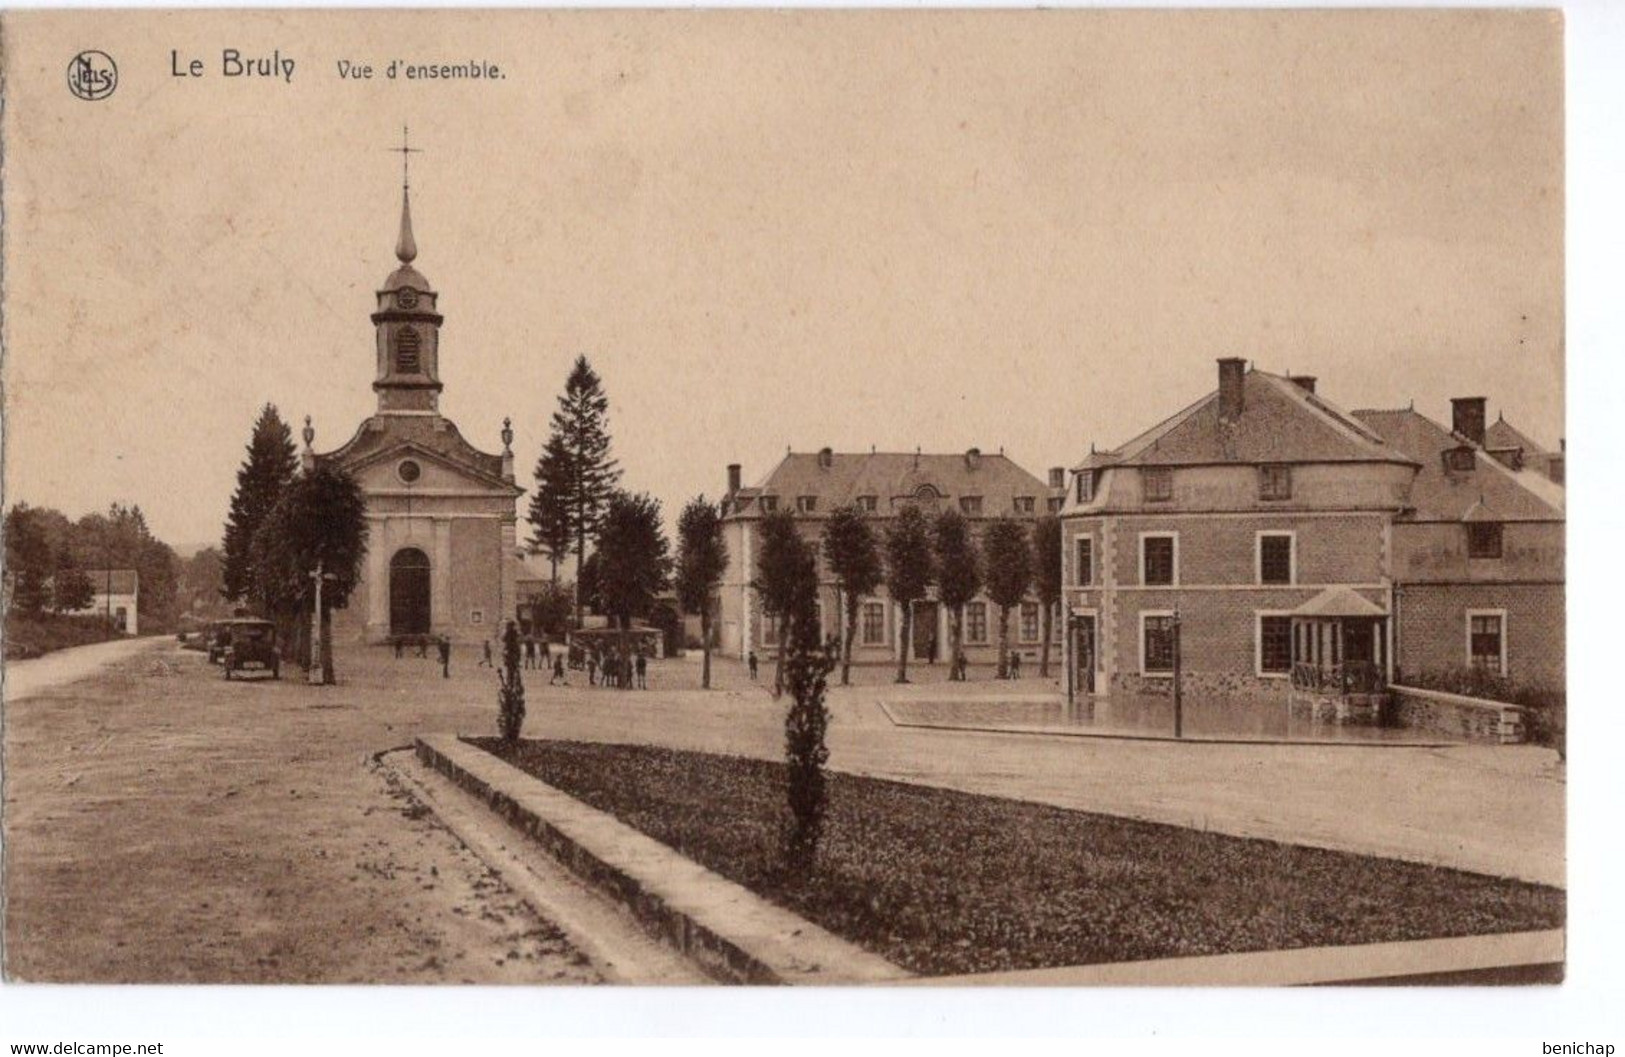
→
(221, 404, 299, 605)
(527, 431, 575, 582)
(548, 356, 620, 626)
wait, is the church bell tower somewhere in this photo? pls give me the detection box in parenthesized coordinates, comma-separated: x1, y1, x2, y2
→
(370, 171, 444, 414)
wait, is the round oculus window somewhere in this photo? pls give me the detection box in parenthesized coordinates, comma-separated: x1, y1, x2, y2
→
(398, 460, 422, 484)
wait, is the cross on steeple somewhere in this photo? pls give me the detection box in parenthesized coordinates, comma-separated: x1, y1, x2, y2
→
(389, 124, 423, 190)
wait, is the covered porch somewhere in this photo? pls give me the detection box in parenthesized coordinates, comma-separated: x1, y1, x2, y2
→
(1287, 586, 1391, 723)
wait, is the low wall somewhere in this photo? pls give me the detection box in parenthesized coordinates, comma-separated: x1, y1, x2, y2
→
(1113, 671, 1289, 698)
(1390, 685, 1525, 744)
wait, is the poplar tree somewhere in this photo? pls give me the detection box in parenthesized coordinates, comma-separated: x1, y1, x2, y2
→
(221, 404, 299, 605)
(983, 518, 1034, 679)
(675, 496, 728, 689)
(754, 508, 810, 697)
(821, 504, 882, 686)
(933, 509, 982, 681)
(883, 505, 935, 684)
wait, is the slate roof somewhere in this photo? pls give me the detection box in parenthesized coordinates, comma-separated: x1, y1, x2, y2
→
(1351, 408, 1564, 522)
(318, 414, 516, 492)
(83, 569, 139, 595)
(1074, 369, 1412, 470)
(727, 451, 1054, 519)
(1485, 415, 1554, 457)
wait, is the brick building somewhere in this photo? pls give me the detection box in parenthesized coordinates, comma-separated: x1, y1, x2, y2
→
(718, 449, 1066, 666)
(1058, 360, 1416, 697)
(307, 180, 523, 645)
(1060, 359, 1565, 698)
(1353, 399, 1565, 689)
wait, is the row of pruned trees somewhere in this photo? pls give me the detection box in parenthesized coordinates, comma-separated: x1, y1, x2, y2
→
(758, 505, 1065, 689)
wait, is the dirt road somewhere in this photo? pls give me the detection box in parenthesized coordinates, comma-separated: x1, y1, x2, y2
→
(3, 642, 601, 983)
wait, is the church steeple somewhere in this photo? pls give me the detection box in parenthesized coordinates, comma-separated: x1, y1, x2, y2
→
(370, 130, 443, 415)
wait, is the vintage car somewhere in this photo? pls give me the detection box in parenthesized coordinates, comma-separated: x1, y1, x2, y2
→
(218, 619, 281, 680)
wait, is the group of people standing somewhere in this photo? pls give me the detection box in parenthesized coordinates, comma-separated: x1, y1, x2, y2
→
(582, 646, 648, 690)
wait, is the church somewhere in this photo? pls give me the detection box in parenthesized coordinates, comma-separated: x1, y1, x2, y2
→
(301, 177, 523, 645)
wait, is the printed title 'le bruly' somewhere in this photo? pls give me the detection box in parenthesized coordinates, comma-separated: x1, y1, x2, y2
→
(171, 49, 295, 83)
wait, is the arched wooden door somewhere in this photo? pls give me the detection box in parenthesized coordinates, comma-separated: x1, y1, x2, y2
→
(390, 548, 431, 636)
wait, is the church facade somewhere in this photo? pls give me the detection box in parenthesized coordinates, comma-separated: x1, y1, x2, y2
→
(305, 183, 523, 645)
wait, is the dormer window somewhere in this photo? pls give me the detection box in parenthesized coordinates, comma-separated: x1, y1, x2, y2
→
(1258, 464, 1293, 501)
(760, 496, 779, 513)
(1012, 496, 1035, 514)
(960, 496, 983, 516)
(1444, 448, 1476, 473)
(1075, 472, 1094, 504)
(858, 496, 878, 513)
(1141, 467, 1173, 503)
(797, 496, 818, 514)
(395, 326, 422, 373)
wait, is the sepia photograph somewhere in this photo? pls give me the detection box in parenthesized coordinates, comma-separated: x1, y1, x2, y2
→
(0, 2, 1607, 1047)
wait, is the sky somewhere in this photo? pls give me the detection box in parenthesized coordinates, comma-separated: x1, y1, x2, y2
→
(2, 9, 1563, 549)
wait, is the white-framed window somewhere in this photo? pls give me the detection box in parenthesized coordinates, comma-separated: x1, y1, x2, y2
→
(1140, 610, 1176, 675)
(1076, 537, 1094, 586)
(1257, 531, 1295, 585)
(965, 602, 989, 644)
(960, 496, 983, 516)
(1047, 496, 1064, 513)
(759, 496, 778, 513)
(1140, 532, 1178, 586)
(1466, 609, 1507, 675)
(1019, 602, 1040, 643)
(1075, 471, 1094, 504)
(797, 495, 818, 514)
(471, 609, 484, 625)
(1141, 467, 1173, 503)
(857, 495, 878, 513)
(1013, 496, 1035, 515)
(861, 601, 886, 646)
(1255, 611, 1293, 677)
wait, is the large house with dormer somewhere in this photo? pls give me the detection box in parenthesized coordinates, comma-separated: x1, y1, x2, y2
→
(1058, 359, 1564, 698)
(718, 449, 1066, 666)
(305, 181, 523, 645)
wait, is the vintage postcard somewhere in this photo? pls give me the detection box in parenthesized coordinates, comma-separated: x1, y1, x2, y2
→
(2, 8, 1565, 995)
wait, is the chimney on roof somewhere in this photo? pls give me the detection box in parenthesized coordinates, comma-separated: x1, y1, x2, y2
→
(1550, 441, 1566, 485)
(817, 447, 833, 469)
(965, 447, 982, 470)
(727, 463, 742, 495)
(1451, 397, 1487, 446)
(1288, 375, 1317, 394)
(1217, 358, 1246, 422)
(1048, 466, 1064, 488)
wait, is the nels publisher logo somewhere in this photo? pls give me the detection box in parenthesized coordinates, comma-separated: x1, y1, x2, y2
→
(67, 50, 118, 101)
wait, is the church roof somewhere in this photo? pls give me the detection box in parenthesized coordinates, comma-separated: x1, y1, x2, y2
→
(318, 415, 518, 493)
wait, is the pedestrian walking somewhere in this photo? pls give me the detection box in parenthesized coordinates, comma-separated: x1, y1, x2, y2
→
(551, 653, 566, 686)
(748, 650, 759, 681)
(438, 636, 452, 679)
(587, 652, 598, 686)
(523, 636, 536, 670)
(635, 651, 647, 690)
(1009, 649, 1021, 680)
(479, 639, 493, 668)
(393, 637, 403, 660)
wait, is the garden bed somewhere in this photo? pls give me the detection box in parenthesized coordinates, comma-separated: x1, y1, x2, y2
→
(470, 738, 1564, 977)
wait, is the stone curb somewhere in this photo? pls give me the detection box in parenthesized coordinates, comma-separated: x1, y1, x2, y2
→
(415, 734, 912, 986)
(902, 928, 1565, 987)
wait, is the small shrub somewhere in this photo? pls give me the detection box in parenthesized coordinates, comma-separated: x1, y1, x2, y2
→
(497, 621, 526, 743)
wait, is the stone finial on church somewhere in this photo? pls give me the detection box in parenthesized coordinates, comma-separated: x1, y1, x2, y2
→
(500, 417, 515, 481)
(301, 415, 317, 474)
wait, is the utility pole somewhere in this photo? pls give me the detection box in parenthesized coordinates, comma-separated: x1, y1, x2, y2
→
(309, 559, 325, 685)
(1171, 606, 1183, 739)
